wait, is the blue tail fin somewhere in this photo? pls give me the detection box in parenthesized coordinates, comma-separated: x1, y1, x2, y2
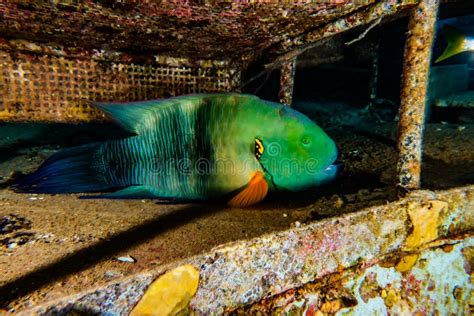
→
(14, 143, 114, 194)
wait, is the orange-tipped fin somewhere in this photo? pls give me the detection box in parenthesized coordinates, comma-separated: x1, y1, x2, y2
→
(435, 25, 466, 63)
(228, 171, 268, 207)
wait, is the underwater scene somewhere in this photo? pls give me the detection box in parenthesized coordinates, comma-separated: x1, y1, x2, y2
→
(0, 1, 472, 315)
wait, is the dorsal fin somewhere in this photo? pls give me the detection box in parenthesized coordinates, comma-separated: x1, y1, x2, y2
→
(90, 93, 259, 133)
(90, 99, 162, 133)
(90, 95, 203, 133)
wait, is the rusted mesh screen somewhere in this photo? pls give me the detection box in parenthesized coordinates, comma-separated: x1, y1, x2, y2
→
(0, 50, 239, 122)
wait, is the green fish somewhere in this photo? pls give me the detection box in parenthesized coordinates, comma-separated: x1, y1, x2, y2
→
(436, 25, 474, 63)
(15, 94, 340, 206)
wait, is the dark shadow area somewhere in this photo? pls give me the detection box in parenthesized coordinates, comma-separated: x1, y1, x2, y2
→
(240, 61, 280, 102)
(422, 158, 474, 190)
(242, 18, 409, 108)
(268, 171, 385, 207)
(0, 202, 226, 308)
(0, 177, 17, 190)
(294, 66, 370, 104)
(0, 122, 128, 163)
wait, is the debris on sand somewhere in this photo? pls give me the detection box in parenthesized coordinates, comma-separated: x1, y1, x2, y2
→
(116, 255, 137, 263)
(0, 214, 34, 250)
(0, 214, 31, 234)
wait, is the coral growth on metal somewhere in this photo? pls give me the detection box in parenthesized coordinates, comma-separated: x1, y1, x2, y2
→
(0, 1, 414, 65)
(244, 239, 473, 314)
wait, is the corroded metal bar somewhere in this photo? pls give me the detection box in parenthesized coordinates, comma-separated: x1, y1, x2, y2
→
(397, 0, 439, 190)
(279, 58, 296, 106)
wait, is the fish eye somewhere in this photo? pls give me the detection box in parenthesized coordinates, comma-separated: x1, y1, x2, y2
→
(302, 136, 311, 146)
(255, 138, 264, 160)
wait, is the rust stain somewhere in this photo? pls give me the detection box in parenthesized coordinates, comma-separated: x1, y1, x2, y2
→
(442, 244, 455, 253)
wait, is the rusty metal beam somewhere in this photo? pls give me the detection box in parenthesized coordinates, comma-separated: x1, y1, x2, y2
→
(279, 59, 296, 106)
(397, 0, 439, 190)
(26, 185, 474, 314)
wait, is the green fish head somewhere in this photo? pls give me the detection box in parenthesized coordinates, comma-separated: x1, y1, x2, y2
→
(258, 104, 339, 191)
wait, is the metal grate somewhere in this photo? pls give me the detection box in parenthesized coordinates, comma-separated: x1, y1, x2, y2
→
(0, 50, 239, 122)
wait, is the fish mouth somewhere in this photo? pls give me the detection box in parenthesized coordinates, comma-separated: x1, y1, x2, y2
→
(320, 149, 344, 180)
(322, 162, 343, 178)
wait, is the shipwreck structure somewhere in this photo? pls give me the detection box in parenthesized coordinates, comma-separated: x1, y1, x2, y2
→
(0, 0, 472, 314)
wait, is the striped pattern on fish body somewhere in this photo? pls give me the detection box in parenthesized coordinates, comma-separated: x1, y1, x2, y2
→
(91, 94, 264, 199)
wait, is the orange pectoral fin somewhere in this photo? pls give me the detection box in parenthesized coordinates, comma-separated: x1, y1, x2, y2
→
(228, 171, 268, 207)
